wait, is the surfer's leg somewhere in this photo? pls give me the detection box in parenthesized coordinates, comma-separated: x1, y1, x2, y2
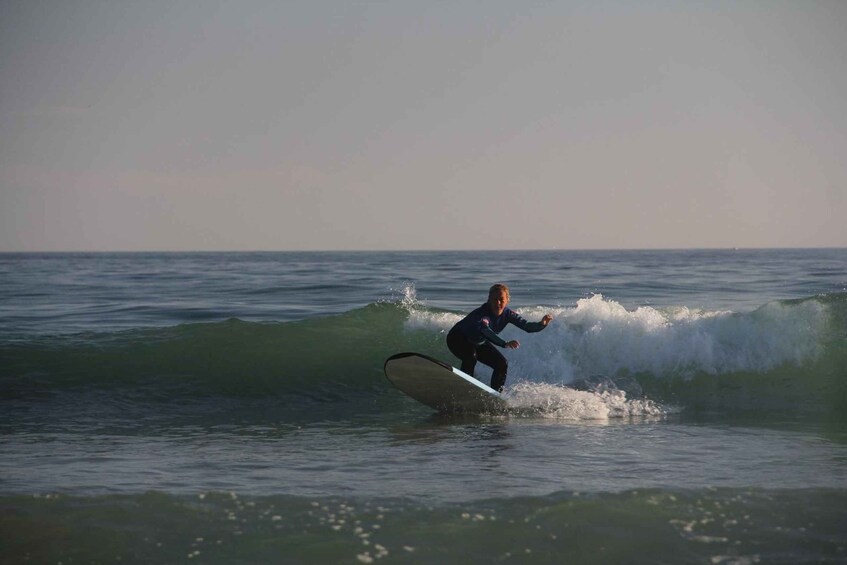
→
(446, 328, 477, 376)
(476, 343, 508, 392)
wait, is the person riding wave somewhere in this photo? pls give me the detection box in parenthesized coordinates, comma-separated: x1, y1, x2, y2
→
(446, 284, 553, 392)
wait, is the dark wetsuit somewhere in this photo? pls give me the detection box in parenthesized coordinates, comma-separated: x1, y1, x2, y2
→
(446, 303, 546, 392)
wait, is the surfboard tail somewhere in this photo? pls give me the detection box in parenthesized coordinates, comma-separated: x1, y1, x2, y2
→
(384, 352, 505, 413)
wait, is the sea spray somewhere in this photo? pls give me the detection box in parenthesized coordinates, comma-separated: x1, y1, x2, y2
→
(503, 381, 672, 420)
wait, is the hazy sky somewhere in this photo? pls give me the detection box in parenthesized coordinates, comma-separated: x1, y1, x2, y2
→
(1, 0, 845, 251)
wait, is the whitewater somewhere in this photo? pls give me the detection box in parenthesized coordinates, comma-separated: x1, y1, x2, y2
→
(1, 249, 846, 564)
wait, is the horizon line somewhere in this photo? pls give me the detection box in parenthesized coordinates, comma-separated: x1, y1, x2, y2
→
(1, 245, 845, 254)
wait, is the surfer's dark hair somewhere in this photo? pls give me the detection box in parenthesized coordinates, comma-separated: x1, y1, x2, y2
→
(489, 284, 510, 299)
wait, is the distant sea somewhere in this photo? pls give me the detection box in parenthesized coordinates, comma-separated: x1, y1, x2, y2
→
(1, 249, 846, 564)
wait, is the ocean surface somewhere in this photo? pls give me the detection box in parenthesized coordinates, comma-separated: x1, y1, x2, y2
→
(1, 249, 846, 564)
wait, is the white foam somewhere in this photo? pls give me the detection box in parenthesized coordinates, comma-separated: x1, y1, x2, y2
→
(545, 294, 826, 380)
(403, 293, 828, 382)
(503, 381, 671, 420)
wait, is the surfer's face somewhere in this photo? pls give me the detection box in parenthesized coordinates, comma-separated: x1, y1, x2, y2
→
(488, 290, 509, 316)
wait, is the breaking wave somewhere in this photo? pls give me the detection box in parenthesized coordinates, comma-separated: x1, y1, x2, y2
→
(2, 291, 844, 421)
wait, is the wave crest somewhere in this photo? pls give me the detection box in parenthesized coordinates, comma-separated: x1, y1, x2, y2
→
(405, 294, 830, 383)
(558, 294, 826, 378)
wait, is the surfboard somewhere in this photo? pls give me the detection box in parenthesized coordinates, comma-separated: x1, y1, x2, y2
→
(383, 352, 508, 414)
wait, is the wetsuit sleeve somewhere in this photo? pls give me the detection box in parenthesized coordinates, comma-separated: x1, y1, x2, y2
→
(479, 325, 508, 347)
(508, 310, 546, 333)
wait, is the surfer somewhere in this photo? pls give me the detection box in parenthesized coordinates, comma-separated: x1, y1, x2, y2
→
(446, 284, 553, 392)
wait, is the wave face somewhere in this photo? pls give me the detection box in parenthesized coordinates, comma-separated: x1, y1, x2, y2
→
(2, 291, 844, 421)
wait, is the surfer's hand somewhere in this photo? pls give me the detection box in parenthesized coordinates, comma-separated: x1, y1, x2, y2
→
(541, 314, 553, 326)
(505, 340, 520, 349)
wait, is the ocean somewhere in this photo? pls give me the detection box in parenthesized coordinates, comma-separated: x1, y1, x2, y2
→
(1, 249, 846, 564)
